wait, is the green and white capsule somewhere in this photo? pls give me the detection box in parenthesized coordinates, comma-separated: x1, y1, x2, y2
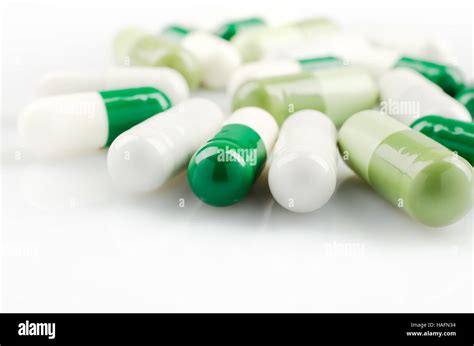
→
(338, 110, 472, 227)
(379, 68, 471, 125)
(227, 56, 344, 96)
(113, 27, 202, 89)
(215, 17, 266, 41)
(154, 25, 242, 89)
(232, 66, 378, 127)
(19, 87, 171, 158)
(187, 107, 278, 207)
(410, 115, 474, 166)
(456, 86, 474, 119)
(355, 48, 465, 96)
(37, 66, 189, 104)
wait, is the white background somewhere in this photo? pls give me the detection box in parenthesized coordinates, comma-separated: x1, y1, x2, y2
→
(1, 0, 473, 312)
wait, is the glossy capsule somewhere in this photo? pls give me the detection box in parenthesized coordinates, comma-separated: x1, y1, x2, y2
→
(113, 27, 202, 89)
(456, 86, 474, 119)
(19, 87, 172, 158)
(232, 66, 378, 127)
(187, 107, 278, 207)
(216, 17, 266, 41)
(410, 115, 474, 165)
(338, 110, 472, 227)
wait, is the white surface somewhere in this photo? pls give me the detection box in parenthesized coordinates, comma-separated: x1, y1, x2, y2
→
(1, 0, 473, 313)
(269, 110, 338, 213)
(379, 68, 472, 125)
(107, 98, 224, 192)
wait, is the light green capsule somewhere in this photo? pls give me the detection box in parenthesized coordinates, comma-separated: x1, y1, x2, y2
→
(113, 27, 202, 89)
(338, 110, 472, 227)
(232, 67, 378, 127)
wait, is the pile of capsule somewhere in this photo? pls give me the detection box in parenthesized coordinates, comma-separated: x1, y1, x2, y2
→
(19, 16, 474, 227)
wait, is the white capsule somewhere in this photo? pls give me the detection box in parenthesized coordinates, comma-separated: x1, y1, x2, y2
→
(107, 98, 224, 192)
(37, 66, 189, 105)
(181, 32, 241, 89)
(379, 68, 471, 125)
(227, 59, 300, 96)
(268, 110, 338, 213)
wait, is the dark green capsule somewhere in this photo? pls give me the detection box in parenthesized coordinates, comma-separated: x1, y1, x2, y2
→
(410, 115, 474, 165)
(187, 123, 267, 206)
(394, 56, 465, 96)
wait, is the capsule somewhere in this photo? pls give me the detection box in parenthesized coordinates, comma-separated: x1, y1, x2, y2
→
(113, 27, 202, 89)
(456, 87, 474, 119)
(179, 31, 241, 89)
(379, 68, 471, 125)
(155, 26, 241, 89)
(353, 49, 465, 96)
(393, 57, 464, 96)
(19, 87, 172, 158)
(108, 98, 224, 192)
(231, 17, 339, 62)
(227, 56, 344, 96)
(187, 107, 278, 206)
(338, 110, 472, 227)
(37, 66, 189, 104)
(232, 66, 379, 127)
(215, 17, 266, 41)
(410, 115, 474, 165)
(269, 110, 338, 213)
